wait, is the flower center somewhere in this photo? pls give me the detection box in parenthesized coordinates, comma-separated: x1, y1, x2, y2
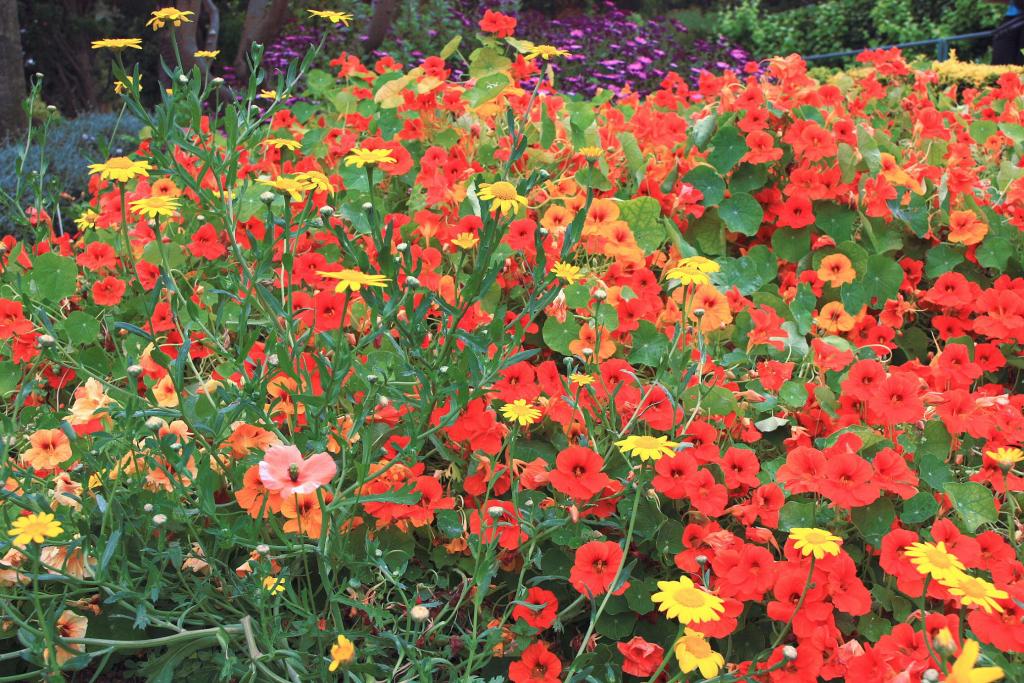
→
(289, 464, 301, 482)
(487, 181, 518, 200)
(673, 586, 708, 608)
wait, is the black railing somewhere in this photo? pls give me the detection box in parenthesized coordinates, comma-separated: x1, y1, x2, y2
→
(803, 30, 995, 62)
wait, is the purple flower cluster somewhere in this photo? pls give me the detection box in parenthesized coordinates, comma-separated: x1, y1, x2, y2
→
(234, 2, 752, 99)
(453, 1, 752, 97)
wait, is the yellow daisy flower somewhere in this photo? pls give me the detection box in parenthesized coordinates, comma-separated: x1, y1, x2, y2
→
(130, 195, 180, 219)
(569, 373, 594, 386)
(904, 541, 967, 581)
(262, 576, 286, 595)
(317, 269, 390, 293)
(947, 640, 1004, 683)
(88, 156, 152, 183)
(294, 171, 334, 193)
(345, 147, 396, 168)
(940, 573, 1009, 614)
(451, 232, 479, 250)
(789, 527, 843, 559)
(114, 75, 141, 95)
(258, 90, 278, 100)
(91, 38, 143, 51)
(986, 446, 1023, 468)
(674, 628, 725, 679)
(74, 209, 99, 230)
(308, 9, 354, 26)
(651, 576, 725, 624)
(678, 256, 720, 273)
(8, 512, 63, 545)
(146, 8, 194, 31)
(194, 50, 220, 59)
(499, 399, 542, 426)
(524, 44, 572, 61)
(577, 146, 603, 159)
(614, 434, 679, 461)
(257, 176, 308, 202)
(263, 137, 302, 151)
(665, 264, 710, 286)
(552, 262, 582, 284)
(477, 181, 527, 215)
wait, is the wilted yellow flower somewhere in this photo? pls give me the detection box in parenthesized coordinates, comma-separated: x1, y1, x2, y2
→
(308, 9, 354, 25)
(146, 8, 194, 31)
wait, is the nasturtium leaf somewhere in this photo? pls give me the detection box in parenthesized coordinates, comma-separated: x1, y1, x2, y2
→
(815, 202, 857, 242)
(467, 47, 511, 79)
(688, 212, 726, 255)
(707, 125, 748, 174)
(858, 614, 892, 643)
(778, 501, 818, 531)
(541, 316, 580, 356)
(730, 163, 768, 193)
(684, 166, 725, 207)
(713, 245, 778, 295)
(681, 385, 736, 416)
(62, 311, 100, 346)
(574, 165, 611, 191)
(943, 482, 998, 532)
(852, 498, 896, 546)
(779, 380, 808, 408)
(719, 192, 763, 236)
(771, 227, 810, 263)
(619, 196, 666, 253)
(439, 35, 461, 59)
(28, 253, 78, 302)
(841, 254, 903, 311)
(0, 362, 19, 395)
(464, 73, 509, 107)
(925, 244, 964, 279)
(629, 321, 670, 367)
(304, 69, 334, 93)
(900, 492, 939, 524)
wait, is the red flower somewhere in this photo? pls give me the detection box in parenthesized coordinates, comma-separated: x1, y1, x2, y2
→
(616, 636, 664, 677)
(0, 299, 34, 339)
(188, 223, 227, 260)
(509, 642, 561, 683)
(468, 500, 527, 550)
(818, 449, 880, 509)
(547, 445, 612, 501)
(511, 586, 559, 631)
(479, 9, 517, 38)
(91, 276, 127, 306)
(570, 540, 628, 597)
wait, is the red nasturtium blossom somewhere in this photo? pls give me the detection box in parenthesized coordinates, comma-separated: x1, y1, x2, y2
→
(547, 445, 612, 501)
(570, 540, 629, 597)
(508, 642, 562, 683)
(616, 636, 665, 677)
(511, 586, 559, 630)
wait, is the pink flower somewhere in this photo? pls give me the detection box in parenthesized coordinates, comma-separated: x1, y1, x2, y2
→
(257, 444, 336, 497)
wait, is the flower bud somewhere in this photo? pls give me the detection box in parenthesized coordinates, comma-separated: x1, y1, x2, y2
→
(37, 334, 55, 348)
(212, 77, 224, 87)
(152, 514, 167, 525)
(487, 505, 505, 519)
(405, 276, 420, 288)
(256, 544, 270, 555)
(319, 205, 334, 217)
(782, 645, 798, 661)
(178, 74, 188, 84)
(127, 364, 143, 377)
(145, 416, 164, 431)
(259, 191, 275, 204)
(593, 289, 607, 300)
(410, 605, 430, 621)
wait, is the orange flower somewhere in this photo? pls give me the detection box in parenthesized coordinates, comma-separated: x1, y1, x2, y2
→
(569, 323, 616, 361)
(816, 301, 856, 333)
(236, 465, 282, 518)
(281, 491, 332, 539)
(21, 429, 73, 469)
(151, 374, 180, 408)
(685, 284, 733, 333)
(50, 610, 88, 666)
(947, 209, 988, 245)
(226, 423, 280, 459)
(816, 253, 857, 287)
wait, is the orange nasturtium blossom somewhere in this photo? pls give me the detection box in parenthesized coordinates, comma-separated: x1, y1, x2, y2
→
(317, 268, 390, 293)
(258, 444, 337, 497)
(146, 7, 194, 30)
(947, 209, 989, 245)
(815, 301, 855, 334)
(816, 253, 857, 287)
(21, 428, 73, 469)
(789, 527, 843, 559)
(88, 156, 151, 183)
(308, 9, 354, 25)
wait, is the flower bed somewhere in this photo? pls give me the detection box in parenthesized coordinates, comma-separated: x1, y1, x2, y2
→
(1, 8, 1023, 682)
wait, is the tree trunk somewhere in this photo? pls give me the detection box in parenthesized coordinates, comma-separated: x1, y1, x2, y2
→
(363, 0, 400, 53)
(233, 0, 290, 79)
(0, 1, 28, 137)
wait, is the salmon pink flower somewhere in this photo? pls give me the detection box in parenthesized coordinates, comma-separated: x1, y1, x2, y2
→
(258, 444, 337, 497)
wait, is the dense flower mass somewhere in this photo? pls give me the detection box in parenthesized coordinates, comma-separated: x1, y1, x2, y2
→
(2, 9, 1024, 683)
